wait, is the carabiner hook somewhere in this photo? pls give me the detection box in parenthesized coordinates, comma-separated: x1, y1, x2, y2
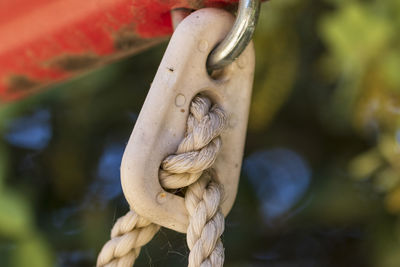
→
(171, 0, 260, 71)
(207, 0, 260, 70)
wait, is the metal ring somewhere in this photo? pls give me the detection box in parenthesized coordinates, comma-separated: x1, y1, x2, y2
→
(207, 0, 261, 70)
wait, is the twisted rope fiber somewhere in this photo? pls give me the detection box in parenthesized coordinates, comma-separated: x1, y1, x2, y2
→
(97, 95, 227, 267)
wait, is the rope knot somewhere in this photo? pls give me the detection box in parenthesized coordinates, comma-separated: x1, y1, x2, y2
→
(160, 95, 227, 189)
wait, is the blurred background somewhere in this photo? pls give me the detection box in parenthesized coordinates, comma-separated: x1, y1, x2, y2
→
(1, 0, 400, 266)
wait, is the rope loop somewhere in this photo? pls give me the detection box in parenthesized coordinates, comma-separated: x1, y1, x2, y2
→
(97, 95, 227, 267)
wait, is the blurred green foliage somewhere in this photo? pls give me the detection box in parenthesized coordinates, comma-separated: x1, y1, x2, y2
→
(250, 0, 299, 131)
(321, 0, 400, 265)
(320, 0, 400, 131)
(1, 0, 400, 266)
(0, 144, 53, 266)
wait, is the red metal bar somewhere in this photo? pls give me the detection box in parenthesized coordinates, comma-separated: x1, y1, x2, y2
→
(0, 0, 238, 102)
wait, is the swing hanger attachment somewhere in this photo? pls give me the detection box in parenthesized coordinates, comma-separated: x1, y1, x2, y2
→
(121, 7, 257, 233)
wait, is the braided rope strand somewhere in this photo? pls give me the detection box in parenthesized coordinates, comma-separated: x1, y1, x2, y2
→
(97, 210, 160, 267)
(185, 172, 225, 267)
(97, 95, 227, 266)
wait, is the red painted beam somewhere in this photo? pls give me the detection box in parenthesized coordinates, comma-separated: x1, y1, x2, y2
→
(0, 0, 238, 102)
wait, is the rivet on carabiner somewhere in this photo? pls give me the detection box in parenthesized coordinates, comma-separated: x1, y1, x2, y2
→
(121, 8, 255, 233)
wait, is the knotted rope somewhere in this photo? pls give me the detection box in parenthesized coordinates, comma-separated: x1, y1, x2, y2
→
(97, 95, 227, 267)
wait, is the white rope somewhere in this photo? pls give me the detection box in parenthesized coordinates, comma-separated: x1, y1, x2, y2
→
(185, 171, 225, 267)
(97, 95, 227, 267)
(96, 211, 159, 267)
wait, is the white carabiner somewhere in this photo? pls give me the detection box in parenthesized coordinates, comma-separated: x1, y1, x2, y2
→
(121, 8, 255, 233)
